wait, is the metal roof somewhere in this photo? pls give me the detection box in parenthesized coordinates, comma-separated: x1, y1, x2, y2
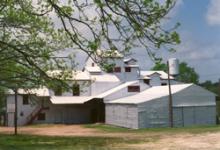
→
(91, 73, 120, 82)
(85, 66, 102, 73)
(140, 71, 174, 80)
(50, 96, 94, 104)
(123, 58, 137, 63)
(96, 81, 138, 98)
(106, 84, 193, 104)
(47, 70, 91, 80)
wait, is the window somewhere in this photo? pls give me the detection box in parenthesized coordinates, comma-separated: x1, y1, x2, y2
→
(143, 79, 150, 84)
(37, 113, 46, 121)
(125, 67, 131, 72)
(72, 84, 80, 96)
(23, 95, 29, 105)
(114, 67, 121, 73)
(54, 87, 62, 96)
(128, 86, 140, 92)
(92, 63, 95, 67)
(161, 83, 167, 86)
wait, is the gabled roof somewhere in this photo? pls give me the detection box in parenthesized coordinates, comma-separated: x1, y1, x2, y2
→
(47, 70, 91, 81)
(85, 66, 102, 73)
(96, 81, 138, 98)
(106, 84, 193, 104)
(125, 65, 139, 68)
(123, 58, 137, 63)
(91, 73, 120, 82)
(140, 71, 174, 80)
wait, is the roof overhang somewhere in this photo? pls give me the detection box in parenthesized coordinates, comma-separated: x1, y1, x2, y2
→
(50, 96, 95, 104)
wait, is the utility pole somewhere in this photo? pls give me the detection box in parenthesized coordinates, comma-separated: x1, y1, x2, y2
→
(167, 61, 173, 128)
(14, 89, 18, 135)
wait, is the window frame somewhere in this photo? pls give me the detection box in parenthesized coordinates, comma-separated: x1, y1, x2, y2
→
(23, 95, 29, 105)
(127, 85, 140, 92)
(125, 67, 131, 72)
(72, 84, 80, 96)
(114, 67, 121, 73)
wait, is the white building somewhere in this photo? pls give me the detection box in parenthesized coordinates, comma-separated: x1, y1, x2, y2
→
(5, 50, 217, 128)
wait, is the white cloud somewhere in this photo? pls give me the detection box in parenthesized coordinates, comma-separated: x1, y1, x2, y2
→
(206, 0, 220, 26)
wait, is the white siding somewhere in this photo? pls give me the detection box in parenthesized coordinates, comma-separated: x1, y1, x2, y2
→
(138, 98, 169, 128)
(124, 68, 139, 81)
(34, 100, 91, 124)
(173, 106, 216, 127)
(105, 104, 138, 129)
(6, 95, 39, 126)
(104, 82, 150, 102)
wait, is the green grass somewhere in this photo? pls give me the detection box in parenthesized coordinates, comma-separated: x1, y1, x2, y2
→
(84, 123, 220, 134)
(0, 134, 132, 150)
(2, 124, 220, 150)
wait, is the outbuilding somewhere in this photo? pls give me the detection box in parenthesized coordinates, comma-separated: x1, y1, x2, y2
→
(105, 84, 216, 129)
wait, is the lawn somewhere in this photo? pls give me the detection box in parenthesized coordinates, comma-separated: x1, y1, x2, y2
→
(1, 124, 220, 150)
(0, 134, 133, 150)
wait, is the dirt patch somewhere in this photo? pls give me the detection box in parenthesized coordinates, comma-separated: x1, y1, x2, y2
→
(0, 124, 138, 138)
(125, 132, 220, 150)
(1, 125, 220, 149)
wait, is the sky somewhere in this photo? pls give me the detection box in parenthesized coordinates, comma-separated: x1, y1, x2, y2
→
(58, 0, 220, 83)
(151, 0, 220, 82)
(127, 0, 220, 82)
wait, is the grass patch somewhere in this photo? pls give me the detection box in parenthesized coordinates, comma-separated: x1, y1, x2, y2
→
(0, 134, 134, 150)
(84, 123, 220, 134)
(84, 124, 135, 132)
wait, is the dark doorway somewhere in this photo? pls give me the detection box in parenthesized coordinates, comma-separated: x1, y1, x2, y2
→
(86, 98, 105, 123)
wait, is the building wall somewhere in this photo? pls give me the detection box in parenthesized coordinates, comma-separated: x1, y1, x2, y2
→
(105, 104, 138, 129)
(124, 67, 139, 81)
(91, 81, 121, 95)
(172, 84, 216, 107)
(172, 85, 216, 127)
(6, 95, 39, 126)
(173, 106, 216, 127)
(107, 58, 125, 80)
(34, 100, 91, 124)
(147, 74, 161, 86)
(49, 80, 91, 96)
(104, 82, 150, 102)
(138, 98, 169, 128)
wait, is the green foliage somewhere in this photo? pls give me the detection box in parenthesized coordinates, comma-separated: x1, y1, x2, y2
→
(0, 0, 72, 91)
(0, 0, 180, 92)
(47, 0, 180, 61)
(101, 63, 115, 73)
(0, 134, 123, 150)
(199, 81, 219, 95)
(151, 62, 199, 84)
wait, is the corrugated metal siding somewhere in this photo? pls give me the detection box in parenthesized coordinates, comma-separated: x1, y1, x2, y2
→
(105, 104, 138, 129)
(173, 106, 216, 127)
(173, 107, 183, 127)
(138, 98, 169, 128)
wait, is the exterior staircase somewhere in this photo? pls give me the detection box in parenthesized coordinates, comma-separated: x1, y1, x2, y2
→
(26, 106, 49, 125)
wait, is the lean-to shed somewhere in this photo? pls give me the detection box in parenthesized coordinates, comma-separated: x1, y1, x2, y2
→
(105, 84, 216, 129)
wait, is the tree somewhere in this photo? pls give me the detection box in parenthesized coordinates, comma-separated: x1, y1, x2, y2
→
(199, 81, 219, 95)
(0, 0, 180, 133)
(0, 0, 180, 89)
(151, 62, 199, 84)
(47, 0, 180, 62)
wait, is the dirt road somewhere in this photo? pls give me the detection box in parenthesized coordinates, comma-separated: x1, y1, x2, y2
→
(1, 124, 220, 150)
